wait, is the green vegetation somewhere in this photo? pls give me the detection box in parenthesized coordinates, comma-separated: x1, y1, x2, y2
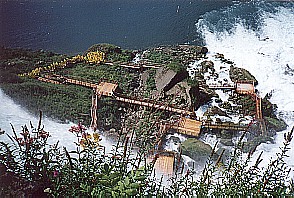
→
(144, 50, 173, 64)
(229, 66, 258, 84)
(166, 61, 186, 73)
(0, 47, 68, 84)
(86, 43, 135, 62)
(144, 69, 156, 98)
(0, 114, 293, 197)
(0, 46, 140, 128)
(1, 79, 92, 124)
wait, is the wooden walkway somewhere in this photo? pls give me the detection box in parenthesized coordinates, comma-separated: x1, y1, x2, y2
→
(207, 83, 235, 89)
(236, 81, 255, 95)
(114, 95, 194, 116)
(104, 61, 162, 69)
(37, 75, 262, 136)
(203, 122, 247, 131)
(37, 75, 193, 116)
(170, 117, 202, 136)
(255, 94, 263, 119)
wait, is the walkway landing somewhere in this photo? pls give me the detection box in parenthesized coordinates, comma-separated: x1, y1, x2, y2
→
(236, 81, 255, 94)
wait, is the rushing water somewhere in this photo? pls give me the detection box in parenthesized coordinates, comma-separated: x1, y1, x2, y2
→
(1, 0, 293, 177)
(197, 1, 294, 177)
(0, 89, 115, 152)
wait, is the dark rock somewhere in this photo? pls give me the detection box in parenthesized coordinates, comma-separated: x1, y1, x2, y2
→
(220, 138, 234, 146)
(181, 138, 213, 161)
(229, 65, 258, 85)
(155, 67, 188, 93)
(205, 106, 229, 117)
(220, 129, 233, 139)
(243, 136, 274, 153)
(201, 47, 208, 54)
(265, 116, 287, 132)
(169, 136, 181, 144)
(201, 60, 214, 73)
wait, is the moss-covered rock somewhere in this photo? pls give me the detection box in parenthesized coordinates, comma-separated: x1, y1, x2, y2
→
(181, 138, 213, 161)
(229, 66, 258, 85)
(204, 106, 229, 117)
(243, 135, 274, 153)
(265, 116, 287, 132)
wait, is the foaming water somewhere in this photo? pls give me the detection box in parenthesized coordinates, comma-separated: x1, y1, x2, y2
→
(0, 89, 114, 151)
(197, 2, 294, 176)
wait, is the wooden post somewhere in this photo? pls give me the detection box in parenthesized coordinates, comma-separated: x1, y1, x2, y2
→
(91, 88, 99, 130)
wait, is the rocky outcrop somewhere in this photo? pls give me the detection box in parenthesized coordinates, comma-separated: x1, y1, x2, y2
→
(229, 66, 258, 85)
(155, 67, 188, 92)
(166, 81, 192, 107)
(264, 116, 287, 132)
(181, 138, 213, 161)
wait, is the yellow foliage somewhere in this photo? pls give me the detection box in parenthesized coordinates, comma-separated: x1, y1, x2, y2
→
(85, 51, 105, 64)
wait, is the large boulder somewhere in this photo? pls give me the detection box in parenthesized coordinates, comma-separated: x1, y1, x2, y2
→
(265, 116, 287, 132)
(155, 67, 189, 93)
(166, 81, 192, 107)
(181, 138, 213, 161)
(229, 66, 258, 85)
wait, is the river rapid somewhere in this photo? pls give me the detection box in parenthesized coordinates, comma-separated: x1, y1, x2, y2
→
(197, 1, 294, 177)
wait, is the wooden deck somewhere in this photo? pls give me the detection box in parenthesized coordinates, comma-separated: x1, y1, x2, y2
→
(208, 83, 235, 89)
(236, 81, 255, 94)
(203, 122, 247, 131)
(37, 75, 261, 135)
(96, 82, 118, 96)
(150, 151, 175, 175)
(174, 117, 202, 136)
(114, 95, 194, 115)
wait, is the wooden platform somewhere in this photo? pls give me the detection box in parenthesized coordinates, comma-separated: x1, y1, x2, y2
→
(172, 117, 202, 137)
(152, 152, 175, 175)
(97, 82, 118, 96)
(236, 81, 255, 94)
(203, 122, 247, 131)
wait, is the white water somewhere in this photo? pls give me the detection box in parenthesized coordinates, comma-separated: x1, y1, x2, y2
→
(0, 89, 114, 151)
(198, 4, 294, 177)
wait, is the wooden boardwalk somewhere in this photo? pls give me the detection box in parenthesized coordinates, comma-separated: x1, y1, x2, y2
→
(154, 152, 175, 175)
(203, 122, 247, 131)
(236, 81, 255, 95)
(37, 75, 262, 136)
(207, 83, 235, 89)
(171, 117, 202, 136)
(104, 61, 162, 69)
(114, 95, 194, 115)
(37, 75, 193, 116)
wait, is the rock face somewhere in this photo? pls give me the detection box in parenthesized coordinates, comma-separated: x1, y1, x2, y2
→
(229, 66, 258, 85)
(264, 116, 287, 132)
(181, 138, 213, 161)
(155, 67, 188, 92)
(190, 85, 214, 110)
(166, 81, 192, 107)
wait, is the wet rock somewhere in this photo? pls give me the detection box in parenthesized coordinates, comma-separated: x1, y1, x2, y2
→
(181, 138, 213, 161)
(201, 60, 215, 73)
(169, 136, 181, 144)
(215, 53, 224, 59)
(204, 106, 229, 117)
(265, 116, 287, 132)
(201, 47, 208, 54)
(220, 129, 233, 139)
(243, 136, 274, 153)
(166, 81, 192, 107)
(229, 65, 258, 85)
(220, 138, 234, 146)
